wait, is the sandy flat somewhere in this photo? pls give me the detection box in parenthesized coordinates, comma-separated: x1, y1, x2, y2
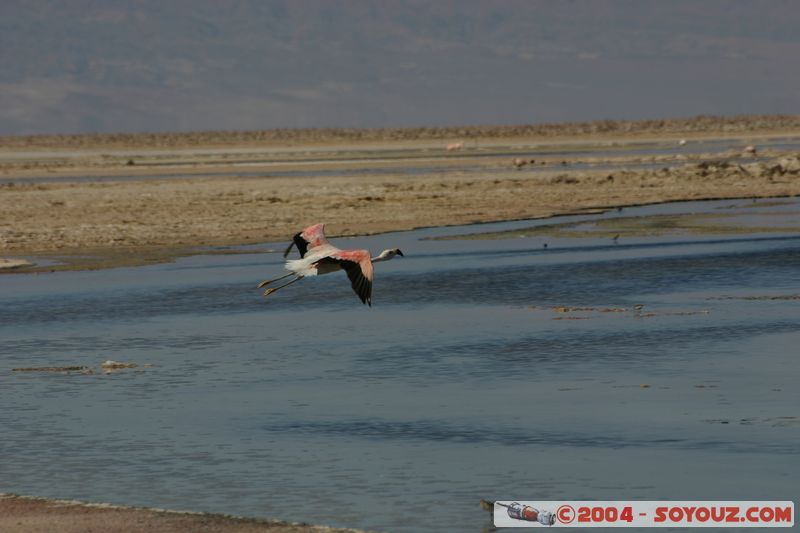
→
(2, 120, 799, 271)
(0, 258, 33, 269)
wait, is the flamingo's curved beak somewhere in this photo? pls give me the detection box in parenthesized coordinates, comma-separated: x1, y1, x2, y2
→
(396, 249, 404, 257)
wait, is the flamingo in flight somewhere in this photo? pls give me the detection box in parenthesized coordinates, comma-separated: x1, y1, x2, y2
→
(257, 223, 404, 306)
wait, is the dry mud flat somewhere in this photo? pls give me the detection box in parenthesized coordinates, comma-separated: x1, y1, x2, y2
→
(1, 116, 800, 271)
(0, 494, 367, 533)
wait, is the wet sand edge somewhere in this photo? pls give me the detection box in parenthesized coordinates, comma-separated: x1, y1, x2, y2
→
(0, 493, 371, 533)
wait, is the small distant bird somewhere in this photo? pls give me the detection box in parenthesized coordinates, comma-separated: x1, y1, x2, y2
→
(612, 234, 620, 243)
(446, 142, 464, 151)
(257, 223, 404, 306)
(512, 157, 528, 169)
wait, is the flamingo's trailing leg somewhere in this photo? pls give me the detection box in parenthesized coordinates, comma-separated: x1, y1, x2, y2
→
(263, 275, 302, 297)
(257, 272, 295, 289)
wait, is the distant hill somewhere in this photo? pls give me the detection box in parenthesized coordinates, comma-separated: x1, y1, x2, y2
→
(2, 0, 799, 135)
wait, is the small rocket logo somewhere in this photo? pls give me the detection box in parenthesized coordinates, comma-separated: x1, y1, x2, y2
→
(497, 502, 556, 526)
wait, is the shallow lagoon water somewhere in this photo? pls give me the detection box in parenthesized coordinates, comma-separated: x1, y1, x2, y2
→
(1, 198, 799, 532)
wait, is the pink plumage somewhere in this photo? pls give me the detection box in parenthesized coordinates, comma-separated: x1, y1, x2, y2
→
(260, 223, 403, 306)
(298, 223, 329, 251)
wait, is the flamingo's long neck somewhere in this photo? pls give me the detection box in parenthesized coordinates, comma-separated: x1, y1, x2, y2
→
(371, 250, 396, 263)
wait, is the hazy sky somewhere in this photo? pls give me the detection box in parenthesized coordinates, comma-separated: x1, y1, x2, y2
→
(1, 0, 799, 135)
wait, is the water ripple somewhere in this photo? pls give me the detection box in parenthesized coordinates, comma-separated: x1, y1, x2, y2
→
(262, 418, 799, 454)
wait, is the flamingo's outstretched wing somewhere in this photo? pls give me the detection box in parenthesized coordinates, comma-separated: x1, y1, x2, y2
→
(326, 249, 374, 306)
(284, 223, 331, 258)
